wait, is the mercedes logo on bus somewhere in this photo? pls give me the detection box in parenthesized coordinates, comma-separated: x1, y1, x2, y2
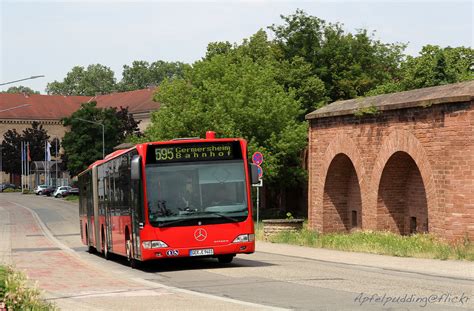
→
(194, 228, 208, 241)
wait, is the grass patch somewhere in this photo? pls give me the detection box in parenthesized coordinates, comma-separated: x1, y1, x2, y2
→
(0, 266, 6, 301)
(1, 188, 21, 193)
(257, 224, 473, 261)
(64, 195, 79, 202)
(0, 265, 57, 310)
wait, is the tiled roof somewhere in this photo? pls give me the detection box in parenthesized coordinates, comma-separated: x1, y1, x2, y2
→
(306, 81, 474, 120)
(95, 88, 159, 113)
(0, 88, 159, 120)
(0, 93, 87, 120)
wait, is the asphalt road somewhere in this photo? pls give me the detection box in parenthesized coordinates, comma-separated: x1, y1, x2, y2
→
(1, 193, 473, 311)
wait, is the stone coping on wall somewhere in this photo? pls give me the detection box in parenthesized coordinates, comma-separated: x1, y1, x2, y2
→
(306, 81, 474, 120)
(262, 219, 305, 223)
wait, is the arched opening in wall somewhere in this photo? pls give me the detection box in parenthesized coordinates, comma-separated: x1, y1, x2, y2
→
(376, 152, 428, 235)
(323, 154, 362, 233)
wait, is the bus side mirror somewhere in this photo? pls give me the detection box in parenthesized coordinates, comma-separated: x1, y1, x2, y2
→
(250, 164, 259, 185)
(131, 155, 141, 180)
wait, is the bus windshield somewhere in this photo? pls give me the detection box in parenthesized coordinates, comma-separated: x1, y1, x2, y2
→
(145, 160, 248, 227)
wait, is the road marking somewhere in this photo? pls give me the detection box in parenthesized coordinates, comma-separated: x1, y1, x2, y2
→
(131, 277, 289, 311)
(10, 201, 289, 311)
(66, 288, 172, 299)
(11, 201, 81, 259)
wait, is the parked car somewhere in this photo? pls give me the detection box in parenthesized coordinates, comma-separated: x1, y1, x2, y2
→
(53, 186, 72, 198)
(63, 187, 79, 197)
(34, 184, 49, 195)
(0, 183, 17, 192)
(42, 186, 58, 197)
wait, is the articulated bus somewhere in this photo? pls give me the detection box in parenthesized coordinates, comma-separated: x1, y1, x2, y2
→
(78, 131, 259, 267)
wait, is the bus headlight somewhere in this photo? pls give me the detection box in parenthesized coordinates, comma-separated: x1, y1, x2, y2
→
(233, 234, 255, 243)
(142, 240, 168, 249)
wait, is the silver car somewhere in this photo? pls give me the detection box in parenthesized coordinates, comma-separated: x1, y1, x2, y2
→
(34, 185, 49, 195)
(53, 186, 71, 198)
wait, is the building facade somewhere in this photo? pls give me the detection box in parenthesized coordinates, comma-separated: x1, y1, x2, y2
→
(306, 81, 473, 241)
(0, 88, 159, 184)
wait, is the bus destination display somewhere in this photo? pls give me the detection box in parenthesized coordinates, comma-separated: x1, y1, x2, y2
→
(153, 143, 236, 163)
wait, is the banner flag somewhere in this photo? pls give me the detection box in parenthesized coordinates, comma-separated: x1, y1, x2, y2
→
(27, 143, 31, 162)
(46, 141, 52, 161)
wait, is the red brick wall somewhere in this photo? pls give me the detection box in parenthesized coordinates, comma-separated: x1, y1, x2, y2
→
(308, 101, 473, 241)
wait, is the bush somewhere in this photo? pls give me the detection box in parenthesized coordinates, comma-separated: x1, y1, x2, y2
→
(0, 265, 57, 310)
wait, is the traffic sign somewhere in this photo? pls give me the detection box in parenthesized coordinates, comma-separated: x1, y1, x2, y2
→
(252, 152, 263, 166)
(257, 165, 263, 179)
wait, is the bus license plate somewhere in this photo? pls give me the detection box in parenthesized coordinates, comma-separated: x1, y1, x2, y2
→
(189, 249, 214, 256)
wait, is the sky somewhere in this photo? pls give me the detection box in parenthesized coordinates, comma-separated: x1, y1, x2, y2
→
(0, 0, 472, 94)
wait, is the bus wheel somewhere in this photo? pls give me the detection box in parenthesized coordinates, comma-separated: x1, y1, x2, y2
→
(102, 228, 109, 260)
(85, 226, 95, 253)
(126, 240, 138, 269)
(217, 254, 235, 264)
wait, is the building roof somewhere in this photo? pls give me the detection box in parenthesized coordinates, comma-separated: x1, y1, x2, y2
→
(94, 88, 159, 114)
(0, 88, 159, 120)
(306, 81, 474, 120)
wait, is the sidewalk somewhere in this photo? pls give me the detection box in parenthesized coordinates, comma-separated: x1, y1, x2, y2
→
(0, 197, 278, 311)
(0, 206, 12, 265)
(257, 241, 474, 280)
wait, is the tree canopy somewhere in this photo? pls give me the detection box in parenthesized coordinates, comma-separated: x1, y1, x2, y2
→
(118, 60, 188, 91)
(2, 86, 39, 94)
(145, 30, 308, 188)
(61, 102, 141, 175)
(269, 9, 407, 103)
(46, 61, 189, 96)
(46, 64, 117, 96)
(1, 122, 50, 175)
(367, 45, 474, 96)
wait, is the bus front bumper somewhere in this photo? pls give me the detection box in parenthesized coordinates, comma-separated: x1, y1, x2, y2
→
(140, 241, 255, 261)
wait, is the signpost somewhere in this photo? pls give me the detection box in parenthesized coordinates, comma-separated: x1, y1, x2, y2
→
(252, 152, 263, 224)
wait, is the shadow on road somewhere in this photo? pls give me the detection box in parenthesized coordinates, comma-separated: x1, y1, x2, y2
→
(81, 249, 274, 273)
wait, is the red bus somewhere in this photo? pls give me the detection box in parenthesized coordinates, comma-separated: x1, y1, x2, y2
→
(78, 131, 259, 267)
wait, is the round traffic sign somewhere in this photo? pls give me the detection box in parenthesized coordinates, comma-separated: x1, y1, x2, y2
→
(257, 165, 263, 179)
(252, 152, 263, 165)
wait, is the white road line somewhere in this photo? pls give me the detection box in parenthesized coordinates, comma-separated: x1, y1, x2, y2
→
(11, 201, 80, 259)
(131, 277, 289, 311)
(10, 201, 289, 311)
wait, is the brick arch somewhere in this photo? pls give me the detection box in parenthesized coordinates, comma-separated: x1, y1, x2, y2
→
(310, 134, 368, 231)
(368, 130, 441, 234)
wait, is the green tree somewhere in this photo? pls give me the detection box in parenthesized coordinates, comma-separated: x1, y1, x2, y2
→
(61, 102, 140, 175)
(367, 45, 474, 96)
(50, 137, 61, 158)
(2, 129, 22, 175)
(1, 122, 50, 176)
(269, 9, 406, 102)
(21, 122, 50, 161)
(3, 86, 39, 94)
(118, 60, 189, 91)
(116, 106, 142, 137)
(145, 31, 308, 204)
(46, 64, 117, 96)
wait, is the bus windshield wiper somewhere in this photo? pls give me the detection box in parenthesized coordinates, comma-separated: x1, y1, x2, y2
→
(154, 218, 195, 228)
(202, 212, 240, 223)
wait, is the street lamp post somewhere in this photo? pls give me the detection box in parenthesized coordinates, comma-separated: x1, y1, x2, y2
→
(0, 104, 31, 113)
(0, 75, 45, 86)
(76, 118, 105, 159)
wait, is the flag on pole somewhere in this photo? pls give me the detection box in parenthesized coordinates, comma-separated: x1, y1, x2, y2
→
(27, 143, 31, 162)
(46, 141, 52, 161)
(21, 141, 25, 162)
